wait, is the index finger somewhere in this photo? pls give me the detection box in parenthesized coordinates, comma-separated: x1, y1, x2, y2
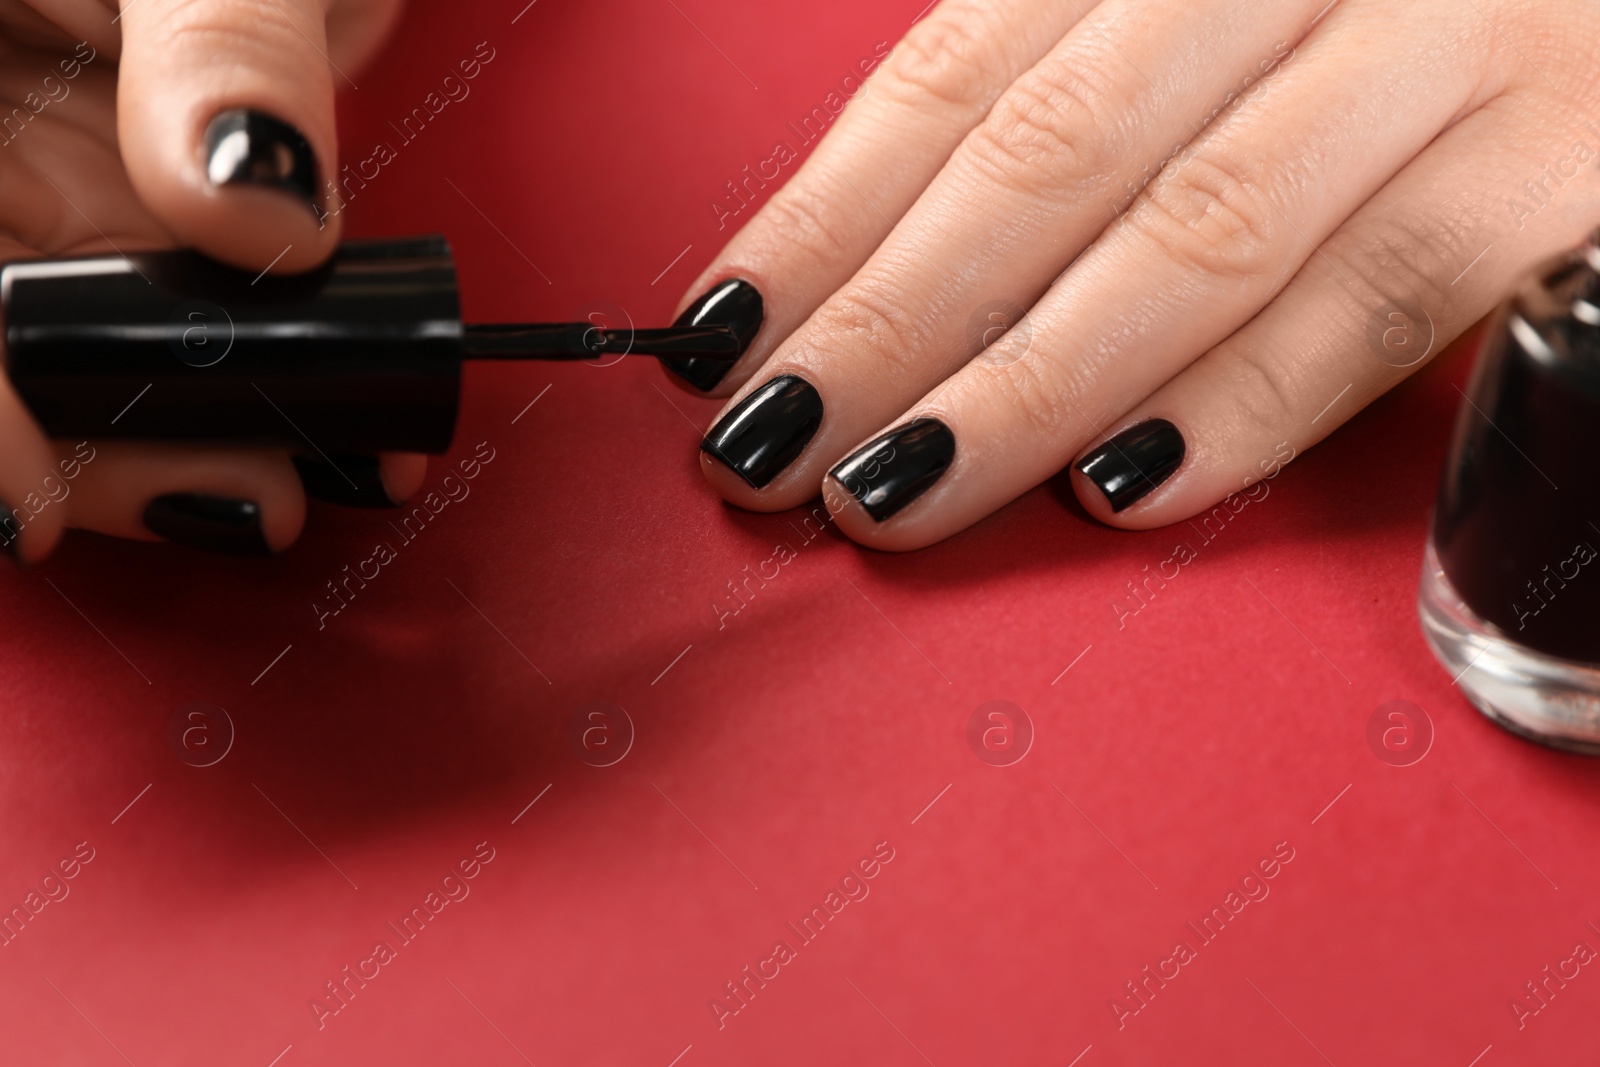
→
(662, 0, 1094, 393)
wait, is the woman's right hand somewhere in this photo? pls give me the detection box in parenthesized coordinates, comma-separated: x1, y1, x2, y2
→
(0, 0, 421, 563)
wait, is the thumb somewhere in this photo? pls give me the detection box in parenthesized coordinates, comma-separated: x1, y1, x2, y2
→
(115, 0, 345, 273)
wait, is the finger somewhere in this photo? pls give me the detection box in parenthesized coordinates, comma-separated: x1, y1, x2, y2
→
(662, 0, 1096, 393)
(820, 0, 1502, 549)
(0, 227, 121, 565)
(1070, 94, 1600, 528)
(0, 363, 73, 565)
(115, 0, 351, 272)
(378, 452, 426, 501)
(9, 9, 122, 61)
(699, 0, 1337, 505)
(64, 442, 306, 554)
(0, 48, 171, 257)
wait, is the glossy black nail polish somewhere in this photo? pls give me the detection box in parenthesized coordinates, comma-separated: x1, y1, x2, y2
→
(1075, 419, 1186, 513)
(203, 109, 319, 210)
(143, 494, 271, 556)
(662, 279, 763, 390)
(293, 454, 397, 508)
(1421, 234, 1600, 751)
(701, 375, 822, 488)
(830, 418, 955, 522)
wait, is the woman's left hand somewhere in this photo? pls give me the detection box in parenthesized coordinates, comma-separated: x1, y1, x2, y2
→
(666, 0, 1600, 548)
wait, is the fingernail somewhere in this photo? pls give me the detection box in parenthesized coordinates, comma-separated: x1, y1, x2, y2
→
(203, 108, 319, 212)
(1075, 418, 1186, 512)
(143, 494, 271, 556)
(701, 375, 823, 489)
(829, 418, 955, 523)
(293, 454, 398, 508)
(662, 279, 764, 391)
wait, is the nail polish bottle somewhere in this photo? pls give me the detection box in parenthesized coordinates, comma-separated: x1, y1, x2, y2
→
(0, 236, 743, 453)
(1420, 231, 1600, 753)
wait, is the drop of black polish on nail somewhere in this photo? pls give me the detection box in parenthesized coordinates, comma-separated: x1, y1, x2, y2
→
(662, 279, 764, 391)
(1074, 418, 1186, 513)
(829, 417, 955, 523)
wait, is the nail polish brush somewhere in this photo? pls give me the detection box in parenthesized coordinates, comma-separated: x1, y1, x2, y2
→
(0, 235, 743, 453)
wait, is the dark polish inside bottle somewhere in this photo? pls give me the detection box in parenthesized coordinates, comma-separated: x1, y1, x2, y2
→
(1432, 242, 1600, 663)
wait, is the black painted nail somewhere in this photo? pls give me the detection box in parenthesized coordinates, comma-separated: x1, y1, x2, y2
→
(143, 494, 271, 556)
(662, 279, 764, 391)
(293, 454, 397, 508)
(701, 375, 823, 489)
(829, 418, 955, 523)
(203, 108, 319, 211)
(1075, 418, 1186, 513)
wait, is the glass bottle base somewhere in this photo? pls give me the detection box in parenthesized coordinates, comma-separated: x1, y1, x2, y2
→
(1419, 543, 1600, 755)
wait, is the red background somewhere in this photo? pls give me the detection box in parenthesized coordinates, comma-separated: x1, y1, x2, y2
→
(3, 0, 1597, 1063)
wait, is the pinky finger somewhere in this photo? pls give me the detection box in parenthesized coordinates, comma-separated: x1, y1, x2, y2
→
(63, 443, 306, 555)
(1072, 98, 1600, 528)
(0, 388, 72, 564)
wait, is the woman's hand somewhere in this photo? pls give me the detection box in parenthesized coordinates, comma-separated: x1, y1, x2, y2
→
(0, 0, 419, 563)
(669, 0, 1600, 549)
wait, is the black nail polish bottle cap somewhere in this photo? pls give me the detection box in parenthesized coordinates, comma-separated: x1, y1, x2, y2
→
(1432, 237, 1600, 661)
(1, 235, 463, 453)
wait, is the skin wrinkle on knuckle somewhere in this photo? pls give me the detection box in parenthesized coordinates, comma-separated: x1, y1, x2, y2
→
(163, 1, 340, 86)
(1218, 347, 1303, 443)
(147, 15, 319, 82)
(958, 352, 1078, 444)
(1128, 151, 1281, 283)
(751, 180, 859, 270)
(963, 61, 1123, 200)
(875, 6, 1001, 118)
(1324, 213, 1470, 329)
(810, 283, 935, 385)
